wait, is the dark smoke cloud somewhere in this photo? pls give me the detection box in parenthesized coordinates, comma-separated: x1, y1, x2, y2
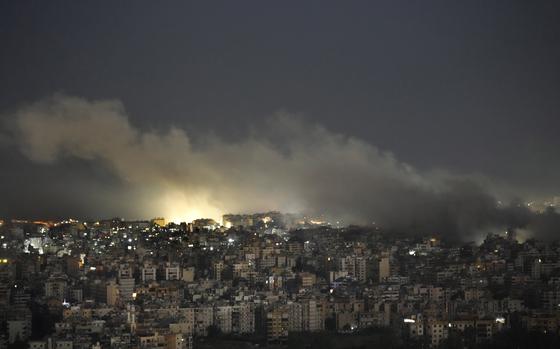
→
(7, 94, 560, 240)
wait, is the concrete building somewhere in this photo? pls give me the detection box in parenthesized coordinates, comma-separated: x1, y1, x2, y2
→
(302, 299, 324, 331)
(233, 303, 255, 334)
(214, 262, 224, 281)
(214, 305, 233, 333)
(45, 276, 67, 301)
(266, 308, 289, 342)
(7, 319, 31, 343)
(142, 267, 157, 282)
(106, 281, 119, 306)
(182, 267, 195, 282)
(378, 253, 391, 282)
(166, 266, 181, 281)
(119, 278, 135, 301)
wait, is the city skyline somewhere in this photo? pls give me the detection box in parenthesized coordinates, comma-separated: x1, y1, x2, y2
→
(2, 2, 560, 348)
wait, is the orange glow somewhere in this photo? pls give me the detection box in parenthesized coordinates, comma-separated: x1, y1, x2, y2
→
(159, 191, 222, 224)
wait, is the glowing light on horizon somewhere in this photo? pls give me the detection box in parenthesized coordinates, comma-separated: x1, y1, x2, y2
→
(159, 191, 222, 224)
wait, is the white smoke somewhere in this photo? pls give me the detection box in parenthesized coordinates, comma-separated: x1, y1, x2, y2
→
(12, 94, 522, 238)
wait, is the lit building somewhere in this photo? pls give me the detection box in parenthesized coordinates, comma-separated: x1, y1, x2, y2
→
(151, 217, 166, 227)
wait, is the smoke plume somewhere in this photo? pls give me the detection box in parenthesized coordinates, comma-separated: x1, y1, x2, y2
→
(9, 94, 560, 240)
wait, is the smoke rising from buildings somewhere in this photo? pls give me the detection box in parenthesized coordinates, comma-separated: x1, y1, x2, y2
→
(7, 95, 560, 240)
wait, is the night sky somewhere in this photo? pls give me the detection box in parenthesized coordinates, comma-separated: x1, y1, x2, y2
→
(1, 1, 559, 228)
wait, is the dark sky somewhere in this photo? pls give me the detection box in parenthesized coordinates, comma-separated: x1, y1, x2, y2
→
(1, 1, 560, 221)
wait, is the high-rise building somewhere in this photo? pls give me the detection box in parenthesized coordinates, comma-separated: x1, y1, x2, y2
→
(340, 256, 356, 278)
(287, 302, 303, 332)
(302, 299, 324, 331)
(214, 262, 224, 281)
(106, 281, 119, 306)
(214, 306, 233, 333)
(119, 278, 135, 301)
(355, 257, 367, 283)
(378, 252, 391, 282)
(233, 303, 255, 334)
(266, 307, 289, 342)
(339, 256, 367, 283)
(194, 307, 214, 336)
(45, 275, 67, 301)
